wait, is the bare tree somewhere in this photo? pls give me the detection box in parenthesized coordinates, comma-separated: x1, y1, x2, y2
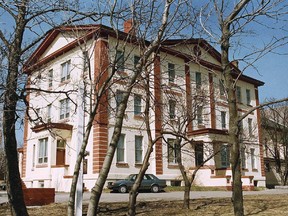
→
(86, 1, 179, 215)
(196, 1, 288, 215)
(262, 100, 288, 186)
(0, 1, 109, 214)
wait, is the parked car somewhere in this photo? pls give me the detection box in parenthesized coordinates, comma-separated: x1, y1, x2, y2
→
(0, 182, 6, 191)
(107, 174, 167, 193)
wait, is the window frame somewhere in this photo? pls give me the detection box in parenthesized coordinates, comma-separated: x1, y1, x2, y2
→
(116, 50, 125, 72)
(135, 135, 143, 164)
(59, 98, 70, 120)
(169, 100, 176, 119)
(197, 106, 203, 125)
(61, 60, 71, 82)
(236, 86, 242, 103)
(221, 111, 226, 129)
(47, 104, 52, 122)
(48, 69, 53, 87)
(246, 89, 251, 105)
(116, 90, 125, 109)
(117, 134, 125, 163)
(195, 72, 202, 89)
(168, 63, 175, 83)
(219, 79, 225, 96)
(241, 146, 246, 169)
(220, 144, 230, 168)
(167, 138, 178, 164)
(134, 94, 142, 115)
(251, 148, 256, 169)
(195, 143, 204, 167)
(38, 138, 48, 164)
(248, 118, 253, 137)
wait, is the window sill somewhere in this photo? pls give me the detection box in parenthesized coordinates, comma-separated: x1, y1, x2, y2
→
(58, 118, 69, 123)
(58, 80, 70, 87)
(197, 124, 205, 129)
(117, 71, 128, 77)
(116, 163, 129, 168)
(51, 165, 69, 168)
(168, 164, 179, 169)
(36, 164, 48, 168)
(252, 169, 258, 172)
(134, 163, 143, 168)
(134, 115, 144, 120)
(168, 82, 178, 87)
(242, 168, 249, 172)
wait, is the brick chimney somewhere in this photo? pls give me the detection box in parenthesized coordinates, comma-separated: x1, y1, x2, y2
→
(124, 19, 135, 35)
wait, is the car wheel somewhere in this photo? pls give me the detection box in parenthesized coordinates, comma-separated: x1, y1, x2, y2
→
(118, 185, 127, 193)
(151, 185, 159, 193)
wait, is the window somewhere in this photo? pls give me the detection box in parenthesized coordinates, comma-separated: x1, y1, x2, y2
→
(134, 55, 140, 70)
(221, 111, 226, 129)
(135, 136, 143, 163)
(60, 98, 70, 119)
(83, 51, 89, 72)
(38, 138, 48, 164)
(116, 90, 125, 109)
(116, 50, 124, 71)
(248, 118, 253, 137)
(195, 72, 202, 88)
(246, 89, 251, 105)
(197, 106, 203, 125)
(39, 181, 44, 188)
(251, 148, 256, 169)
(134, 94, 142, 115)
(236, 86, 242, 103)
(195, 143, 204, 167)
(169, 100, 176, 119)
(168, 63, 175, 83)
(219, 79, 225, 96)
(241, 147, 246, 169)
(47, 104, 52, 122)
(220, 144, 230, 168)
(117, 134, 125, 163)
(61, 60, 71, 82)
(168, 138, 178, 164)
(48, 69, 53, 87)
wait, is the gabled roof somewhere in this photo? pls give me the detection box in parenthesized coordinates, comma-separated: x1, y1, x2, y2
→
(24, 24, 264, 87)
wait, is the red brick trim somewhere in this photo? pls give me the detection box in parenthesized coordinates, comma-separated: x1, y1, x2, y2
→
(255, 87, 265, 177)
(154, 55, 163, 175)
(92, 38, 109, 174)
(22, 78, 31, 178)
(209, 73, 216, 129)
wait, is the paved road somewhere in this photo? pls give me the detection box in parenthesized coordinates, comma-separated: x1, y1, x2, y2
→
(1, 189, 288, 204)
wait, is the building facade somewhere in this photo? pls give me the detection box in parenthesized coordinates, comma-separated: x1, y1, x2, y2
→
(20, 23, 266, 192)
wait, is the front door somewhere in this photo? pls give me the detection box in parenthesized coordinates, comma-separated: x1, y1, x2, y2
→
(56, 140, 66, 165)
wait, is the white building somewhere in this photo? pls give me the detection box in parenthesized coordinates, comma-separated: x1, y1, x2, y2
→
(20, 22, 266, 192)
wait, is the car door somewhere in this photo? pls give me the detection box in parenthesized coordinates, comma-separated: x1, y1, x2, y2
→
(141, 174, 153, 190)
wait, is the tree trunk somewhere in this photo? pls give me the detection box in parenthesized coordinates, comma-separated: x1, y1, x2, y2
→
(87, 90, 133, 216)
(2, 1, 29, 215)
(221, 23, 244, 216)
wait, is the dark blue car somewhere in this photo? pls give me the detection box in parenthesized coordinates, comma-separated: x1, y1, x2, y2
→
(107, 174, 167, 193)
